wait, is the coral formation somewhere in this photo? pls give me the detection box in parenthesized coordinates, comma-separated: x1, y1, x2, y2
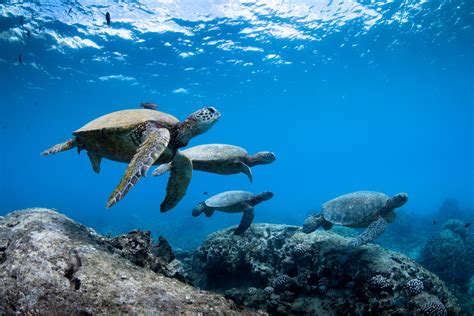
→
(419, 222, 473, 289)
(187, 223, 459, 315)
(405, 278, 424, 295)
(370, 274, 393, 292)
(421, 300, 448, 316)
(443, 219, 468, 240)
(0, 209, 262, 315)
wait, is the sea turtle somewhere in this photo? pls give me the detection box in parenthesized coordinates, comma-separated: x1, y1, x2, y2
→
(193, 190, 274, 235)
(152, 144, 276, 182)
(302, 191, 408, 246)
(41, 107, 221, 211)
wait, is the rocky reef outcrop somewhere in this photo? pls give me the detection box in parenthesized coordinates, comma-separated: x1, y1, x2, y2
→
(419, 220, 473, 289)
(419, 219, 474, 314)
(186, 224, 460, 315)
(0, 208, 263, 315)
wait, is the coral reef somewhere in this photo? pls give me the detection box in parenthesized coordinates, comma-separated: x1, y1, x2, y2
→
(419, 221, 473, 289)
(0, 208, 263, 315)
(186, 223, 459, 315)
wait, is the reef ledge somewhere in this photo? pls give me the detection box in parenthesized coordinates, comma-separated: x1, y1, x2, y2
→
(0, 208, 263, 315)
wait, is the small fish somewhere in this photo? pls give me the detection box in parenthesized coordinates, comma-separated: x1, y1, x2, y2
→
(19, 16, 24, 24)
(27, 30, 30, 39)
(68, 8, 72, 15)
(105, 12, 111, 26)
(465, 223, 471, 228)
(18, 54, 22, 64)
(433, 220, 436, 225)
(140, 102, 158, 110)
(203, 192, 208, 195)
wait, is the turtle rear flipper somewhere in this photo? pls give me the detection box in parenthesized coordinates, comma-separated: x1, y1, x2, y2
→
(234, 204, 254, 235)
(41, 139, 77, 156)
(349, 217, 387, 247)
(160, 151, 192, 212)
(152, 162, 172, 177)
(107, 127, 170, 208)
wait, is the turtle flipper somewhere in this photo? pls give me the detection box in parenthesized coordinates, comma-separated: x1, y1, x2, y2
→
(41, 139, 77, 156)
(107, 127, 170, 208)
(349, 217, 387, 247)
(152, 163, 172, 177)
(236, 161, 253, 182)
(160, 151, 193, 212)
(234, 204, 254, 235)
(87, 151, 102, 174)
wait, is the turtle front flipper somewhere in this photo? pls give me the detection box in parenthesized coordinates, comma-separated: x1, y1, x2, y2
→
(235, 161, 253, 182)
(349, 216, 387, 247)
(160, 151, 193, 212)
(234, 204, 254, 235)
(107, 127, 170, 208)
(152, 163, 172, 177)
(87, 151, 102, 174)
(41, 139, 77, 156)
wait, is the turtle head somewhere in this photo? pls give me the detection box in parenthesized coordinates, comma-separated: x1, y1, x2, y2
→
(192, 202, 208, 217)
(249, 191, 274, 206)
(302, 213, 324, 234)
(388, 192, 408, 209)
(176, 107, 221, 147)
(257, 191, 274, 201)
(249, 151, 276, 166)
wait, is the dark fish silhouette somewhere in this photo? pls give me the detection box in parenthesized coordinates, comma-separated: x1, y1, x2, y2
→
(68, 8, 72, 15)
(18, 54, 22, 64)
(106, 12, 111, 26)
(466, 223, 471, 228)
(140, 102, 158, 110)
(203, 192, 208, 195)
(433, 220, 436, 225)
(27, 30, 30, 39)
(19, 16, 24, 24)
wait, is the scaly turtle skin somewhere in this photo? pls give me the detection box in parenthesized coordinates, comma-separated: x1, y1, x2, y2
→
(302, 191, 408, 246)
(152, 144, 276, 182)
(41, 108, 221, 212)
(193, 190, 274, 235)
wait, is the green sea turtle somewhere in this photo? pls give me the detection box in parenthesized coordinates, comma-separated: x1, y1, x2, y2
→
(41, 107, 221, 211)
(302, 191, 408, 246)
(152, 144, 276, 181)
(193, 190, 274, 235)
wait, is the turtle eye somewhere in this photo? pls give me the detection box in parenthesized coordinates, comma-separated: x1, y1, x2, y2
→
(208, 107, 215, 114)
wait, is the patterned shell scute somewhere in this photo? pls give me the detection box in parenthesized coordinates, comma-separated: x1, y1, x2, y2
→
(73, 109, 179, 134)
(183, 144, 247, 161)
(322, 191, 389, 225)
(205, 190, 254, 208)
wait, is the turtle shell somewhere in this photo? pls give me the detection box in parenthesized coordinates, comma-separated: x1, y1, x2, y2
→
(205, 190, 254, 208)
(73, 109, 179, 134)
(183, 144, 247, 162)
(322, 191, 389, 226)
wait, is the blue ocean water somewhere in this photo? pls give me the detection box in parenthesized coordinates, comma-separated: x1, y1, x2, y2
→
(0, 0, 473, 250)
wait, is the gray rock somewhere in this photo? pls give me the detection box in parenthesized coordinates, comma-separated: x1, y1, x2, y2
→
(187, 223, 460, 315)
(0, 208, 264, 315)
